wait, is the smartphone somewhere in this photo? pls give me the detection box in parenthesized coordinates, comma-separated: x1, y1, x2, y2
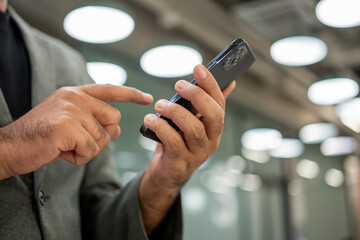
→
(140, 38, 255, 142)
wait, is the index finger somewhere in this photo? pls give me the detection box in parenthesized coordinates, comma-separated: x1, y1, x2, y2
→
(222, 81, 236, 99)
(80, 84, 153, 105)
(193, 65, 225, 110)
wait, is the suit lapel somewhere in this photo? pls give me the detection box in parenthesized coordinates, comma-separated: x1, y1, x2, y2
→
(9, 6, 57, 188)
(0, 90, 12, 127)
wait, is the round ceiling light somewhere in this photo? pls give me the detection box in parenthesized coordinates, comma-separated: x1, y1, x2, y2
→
(241, 128, 282, 151)
(183, 188, 206, 213)
(316, 0, 360, 28)
(325, 168, 344, 187)
(86, 62, 127, 86)
(307, 78, 359, 105)
(269, 138, 304, 159)
(240, 174, 262, 192)
(320, 136, 357, 156)
(296, 159, 320, 179)
(140, 45, 202, 78)
(288, 179, 303, 196)
(336, 98, 360, 133)
(299, 123, 339, 144)
(64, 6, 135, 43)
(241, 147, 270, 164)
(226, 155, 246, 173)
(270, 36, 327, 66)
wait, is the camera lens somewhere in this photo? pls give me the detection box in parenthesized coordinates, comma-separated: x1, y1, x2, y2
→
(223, 57, 232, 68)
(231, 57, 240, 66)
(235, 46, 247, 57)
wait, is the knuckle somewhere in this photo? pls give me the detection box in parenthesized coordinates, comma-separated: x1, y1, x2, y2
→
(58, 87, 79, 100)
(192, 122, 205, 137)
(87, 136, 100, 155)
(93, 124, 108, 142)
(213, 108, 225, 126)
(104, 133, 111, 146)
(58, 86, 70, 93)
(190, 124, 206, 147)
(62, 102, 78, 113)
(193, 138, 206, 149)
(55, 113, 74, 130)
(166, 135, 183, 157)
(85, 84, 99, 92)
(94, 134, 110, 151)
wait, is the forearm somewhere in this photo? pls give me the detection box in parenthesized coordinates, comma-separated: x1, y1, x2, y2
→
(139, 169, 180, 235)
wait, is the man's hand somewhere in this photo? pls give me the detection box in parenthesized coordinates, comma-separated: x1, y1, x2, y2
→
(0, 84, 153, 180)
(139, 65, 236, 234)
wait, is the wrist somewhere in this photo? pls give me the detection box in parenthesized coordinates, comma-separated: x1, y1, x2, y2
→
(140, 168, 180, 198)
(139, 169, 180, 235)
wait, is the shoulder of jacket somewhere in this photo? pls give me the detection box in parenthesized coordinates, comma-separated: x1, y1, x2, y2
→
(28, 27, 94, 86)
(31, 27, 85, 65)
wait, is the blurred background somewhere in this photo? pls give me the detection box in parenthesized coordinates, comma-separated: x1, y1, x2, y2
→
(9, 0, 360, 239)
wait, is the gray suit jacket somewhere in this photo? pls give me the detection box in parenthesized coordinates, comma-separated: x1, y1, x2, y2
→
(0, 7, 182, 240)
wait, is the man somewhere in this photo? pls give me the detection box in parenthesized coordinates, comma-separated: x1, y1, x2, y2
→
(0, 1, 235, 239)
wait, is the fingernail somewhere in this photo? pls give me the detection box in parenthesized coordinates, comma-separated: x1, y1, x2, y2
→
(156, 100, 168, 109)
(177, 80, 190, 90)
(143, 93, 153, 102)
(144, 114, 156, 124)
(196, 65, 207, 79)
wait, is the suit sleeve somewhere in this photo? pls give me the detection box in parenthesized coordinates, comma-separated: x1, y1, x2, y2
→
(79, 145, 183, 240)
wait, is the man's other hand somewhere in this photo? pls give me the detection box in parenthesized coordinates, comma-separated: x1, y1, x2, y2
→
(139, 64, 236, 234)
(0, 84, 153, 180)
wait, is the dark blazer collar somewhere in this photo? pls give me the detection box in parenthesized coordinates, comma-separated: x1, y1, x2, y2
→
(8, 6, 57, 108)
(0, 6, 57, 128)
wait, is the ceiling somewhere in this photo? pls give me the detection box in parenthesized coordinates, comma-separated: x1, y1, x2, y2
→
(9, 0, 360, 148)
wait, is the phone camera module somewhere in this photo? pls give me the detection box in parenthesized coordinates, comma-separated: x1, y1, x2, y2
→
(223, 45, 248, 71)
